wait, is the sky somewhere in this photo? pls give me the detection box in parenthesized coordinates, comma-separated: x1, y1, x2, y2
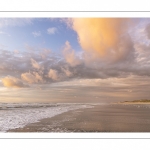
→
(0, 18, 150, 103)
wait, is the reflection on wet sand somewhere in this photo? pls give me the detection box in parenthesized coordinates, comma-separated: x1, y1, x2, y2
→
(9, 104, 150, 132)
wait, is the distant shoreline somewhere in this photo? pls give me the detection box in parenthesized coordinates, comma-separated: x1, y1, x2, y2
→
(115, 100, 150, 105)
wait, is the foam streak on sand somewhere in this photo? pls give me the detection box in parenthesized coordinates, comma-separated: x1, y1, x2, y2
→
(0, 103, 95, 132)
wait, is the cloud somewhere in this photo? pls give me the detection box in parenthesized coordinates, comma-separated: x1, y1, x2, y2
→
(48, 69, 59, 81)
(21, 72, 43, 84)
(1, 76, 27, 88)
(47, 27, 57, 35)
(33, 72, 43, 82)
(14, 50, 19, 54)
(61, 67, 73, 77)
(1, 18, 150, 102)
(0, 18, 33, 28)
(63, 41, 82, 66)
(0, 31, 10, 36)
(40, 48, 51, 59)
(145, 23, 150, 39)
(0, 31, 6, 34)
(30, 58, 42, 70)
(1, 19, 150, 89)
(69, 18, 131, 62)
(0, 39, 148, 87)
(32, 31, 41, 37)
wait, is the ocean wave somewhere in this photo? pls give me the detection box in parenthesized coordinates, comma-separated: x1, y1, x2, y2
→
(0, 103, 94, 132)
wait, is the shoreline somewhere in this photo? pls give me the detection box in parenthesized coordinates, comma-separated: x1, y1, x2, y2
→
(0, 103, 95, 132)
(8, 106, 94, 132)
(8, 103, 150, 132)
(113, 102, 150, 105)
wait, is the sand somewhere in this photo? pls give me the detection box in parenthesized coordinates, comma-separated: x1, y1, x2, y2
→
(8, 104, 150, 132)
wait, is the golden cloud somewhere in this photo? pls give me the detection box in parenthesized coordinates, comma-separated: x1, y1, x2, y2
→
(1, 76, 27, 88)
(71, 18, 131, 60)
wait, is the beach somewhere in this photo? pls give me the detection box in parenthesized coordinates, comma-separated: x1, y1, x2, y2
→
(9, 104, 150, 132)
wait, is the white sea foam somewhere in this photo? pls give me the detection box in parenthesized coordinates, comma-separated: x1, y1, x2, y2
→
(0, 103, 95, 132)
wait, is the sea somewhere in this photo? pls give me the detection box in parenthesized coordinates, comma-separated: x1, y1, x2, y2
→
(0, 102, 96, 132)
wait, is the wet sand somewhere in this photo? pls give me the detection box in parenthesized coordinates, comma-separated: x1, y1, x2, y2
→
(9, 104, 150, 132)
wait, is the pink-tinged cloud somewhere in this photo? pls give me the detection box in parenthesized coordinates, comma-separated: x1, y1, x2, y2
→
(63, 41, 82, 67)
(31, 58, 43, 70)
(21, 72, 43, 84)
(48, 69, 59, 81)
(61, 67, 73, 77)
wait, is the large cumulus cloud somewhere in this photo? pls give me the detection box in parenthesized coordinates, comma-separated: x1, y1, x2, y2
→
(68, 18, 133, 62)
